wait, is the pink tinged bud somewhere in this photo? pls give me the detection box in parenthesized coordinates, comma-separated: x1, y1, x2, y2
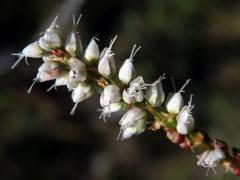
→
(145, 75, 166, 107)
(118, 44, 140, 84)
(84, 38, 99, 62)
(39, 15, 62, 51)
(37, 61, 60, 82)
(68, 57, 87, 82)
(165, 79, 191, 114)
(118, 106, 147, 140)
(27, 61, 60, 94)
(11, 41, 44, 69)
(197, 148, 225, 175)
(122, 76, 147, 104)
(98, 36, 117, 78)
(70, 82, 94, 115)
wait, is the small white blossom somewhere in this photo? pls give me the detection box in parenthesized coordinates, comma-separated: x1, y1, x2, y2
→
(145, 74, 166, 107)
(47, 72, 69, 92)
(27, 61, 61, 94)
(123, 76, 150, 104)
(118, 106, 147, 140)
(165, 79, 191, 114)
(39, 15, 62, 51)
(65, 15, 83, 57)
(176, 95, 195, 135)
(197, 148, 225, 175)
(118, 44, 140, 84)
(99, 85, 122, 121)
(98, 36, 117, 78)
(70, 82, 94, 114)
(67, 57, 87, 90)
(84, 37, 99, 63)
(11, 41, 44, 69)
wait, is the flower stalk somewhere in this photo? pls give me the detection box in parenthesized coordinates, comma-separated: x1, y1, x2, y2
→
(12, 14, 240, 177)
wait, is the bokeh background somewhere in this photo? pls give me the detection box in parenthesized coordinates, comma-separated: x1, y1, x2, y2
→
(1, 0, 240, 179)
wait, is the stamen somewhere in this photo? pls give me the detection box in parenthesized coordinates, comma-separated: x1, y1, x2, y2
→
(50, 14, 59, 28)
(11, 53, 24, 69)
(156, 73, 166, 84)
(188, 94, 194, 112)
(108, 35, 118, 50)
(70, 102, 78, 115)
(47, 84, 57, 92)
(179, 79, 191, 93)
(129, 44, 141, 60)
(27, 78, 39, 94)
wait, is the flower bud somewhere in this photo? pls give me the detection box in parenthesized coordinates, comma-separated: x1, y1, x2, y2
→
(100, 85, 121, 106)
(65, 15, 83, 57)
(122, 76, 148, 104)
(176, 95, 195, 135)
(145, 75, 165, 107)
(98, 36, 117, 78)
(27, 61, 61, 94)
(84, 37, 99, 63)
(39, 16, 62, 51)
(99, 85, 122, 121)
(118, 106, 147, 140)
(11, 41, 44, 69)
(118, 44, 140, 84)
(70, 82, 94, 114)
(120, 119, 145, 140)
(165, 79, 191, 114)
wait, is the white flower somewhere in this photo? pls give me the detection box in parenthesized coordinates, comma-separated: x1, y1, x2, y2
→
(176, 95, 195, 135)
(65, 15, 83, 57)
(122, 76, 150, 104)
(27, 61, 61, 94)
(118, 106, 147, 140)
(70, 82, 94, 115)
(118, 44, 140, 84)
(98, 36, 117, 78)
(39, 15, 62, 51)
(67, 57, 87, 90)
(99, 85, 122, 121)
(47, 72, 69, 92)
(197, 148, 225, 175)
(84, 37, 99, 63)
(11, 41, 44, 69)
(165, 79, 191, 114)
(145, 74, 166, 107)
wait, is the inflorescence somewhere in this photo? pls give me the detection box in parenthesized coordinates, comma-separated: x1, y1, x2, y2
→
(12, 15, 240, 176)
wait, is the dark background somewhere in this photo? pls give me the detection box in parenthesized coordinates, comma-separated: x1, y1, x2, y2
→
(0, 0, 240, 179)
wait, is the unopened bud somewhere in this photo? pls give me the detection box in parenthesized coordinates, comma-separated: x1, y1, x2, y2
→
(165, 79, 191, 114)
(70, 82, 94, 114)
(11, 41, 44, 69)
(84, 37, 99, 63)
(118, 44, 140, 84)
(145, 75, 165, 107)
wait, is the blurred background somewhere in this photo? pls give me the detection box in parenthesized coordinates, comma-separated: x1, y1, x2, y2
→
(1, 0, 240, 179)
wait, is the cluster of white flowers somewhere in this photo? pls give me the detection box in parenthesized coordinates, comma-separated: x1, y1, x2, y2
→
(12, 14, 239, 176)
(12, 15, 195, 140)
